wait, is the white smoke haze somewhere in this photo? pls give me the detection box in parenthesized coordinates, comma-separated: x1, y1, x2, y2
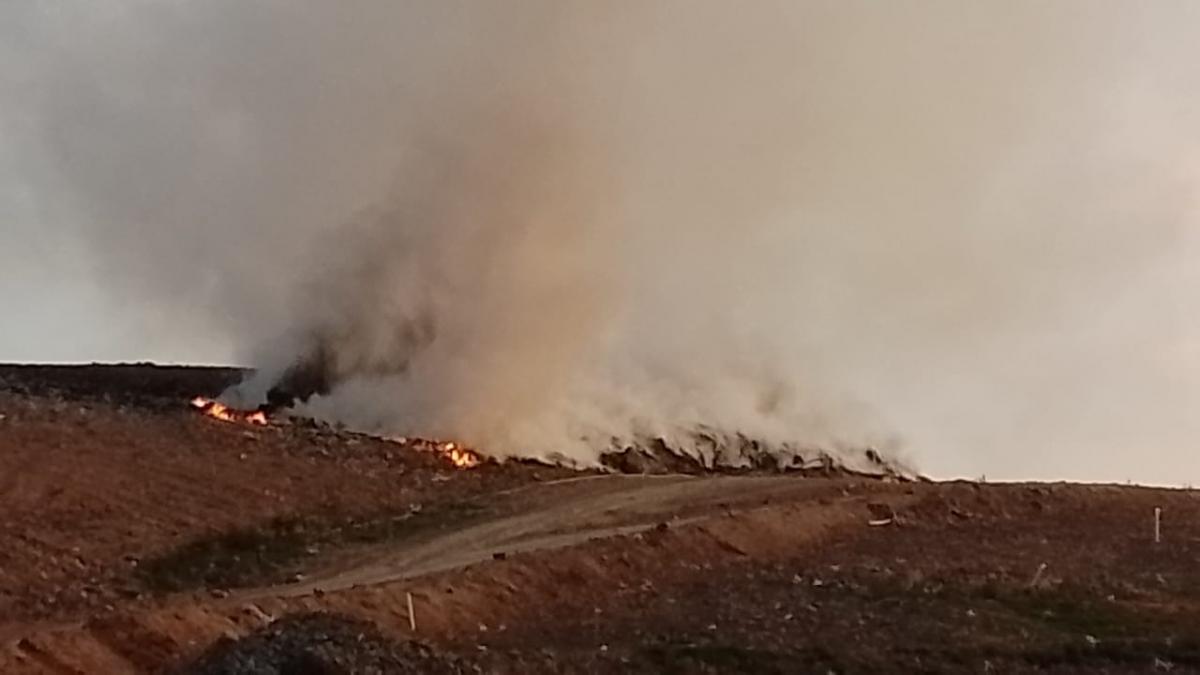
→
(2, 2, 1198, 480)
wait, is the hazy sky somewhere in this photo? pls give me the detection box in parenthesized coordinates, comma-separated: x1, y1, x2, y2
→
(2, 2, 1198, 484)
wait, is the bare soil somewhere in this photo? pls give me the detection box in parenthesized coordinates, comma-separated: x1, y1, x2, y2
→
(2, 364, 1198, 674)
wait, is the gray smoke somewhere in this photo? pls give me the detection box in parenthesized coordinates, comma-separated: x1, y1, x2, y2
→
(2, 2, 1198, 480)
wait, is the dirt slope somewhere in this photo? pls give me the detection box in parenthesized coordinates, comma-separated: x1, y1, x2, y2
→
(2, 365, 1199, 674)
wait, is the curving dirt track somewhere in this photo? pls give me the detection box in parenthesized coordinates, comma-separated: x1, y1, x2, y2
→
(3, 365, 1200, 674)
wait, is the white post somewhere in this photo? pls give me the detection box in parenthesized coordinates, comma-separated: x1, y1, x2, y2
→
(407, 591, 417, 632)
(1154, 507, 1162, 544)
(1030, 562, 1047, 588)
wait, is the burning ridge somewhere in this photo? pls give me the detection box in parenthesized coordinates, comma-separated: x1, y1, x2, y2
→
(188, 393, 904, 478)
(188, 394, 481, 469)
(597, 433, 908, 479)
(190, 397, 267, 426)
(207, 344, 909, 479)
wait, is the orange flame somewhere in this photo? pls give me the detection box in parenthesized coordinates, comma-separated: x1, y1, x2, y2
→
(386, 437, 481, 469)
(190, 397, 268, 426)
(187, 397, 479, 468)
(440, 442, 481, 469)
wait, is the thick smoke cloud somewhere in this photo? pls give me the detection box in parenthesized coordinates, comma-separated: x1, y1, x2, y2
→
(2, 2, 1198, 480)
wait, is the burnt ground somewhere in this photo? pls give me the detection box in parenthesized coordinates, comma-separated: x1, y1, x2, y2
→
(1, 364, 1199, 674)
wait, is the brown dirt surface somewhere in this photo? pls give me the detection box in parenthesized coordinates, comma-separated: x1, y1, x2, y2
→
(0, 364, 579, 626)
(2, 364, 1199, 674)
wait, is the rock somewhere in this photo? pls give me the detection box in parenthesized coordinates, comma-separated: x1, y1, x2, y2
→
(180, 612, 466, 674)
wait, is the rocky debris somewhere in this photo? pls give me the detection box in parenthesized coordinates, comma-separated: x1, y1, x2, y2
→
(178, 612, 472, 675)
(866, 502, 897, 525)
(599, 435, 909, 480)
(600, 441, 708, 475)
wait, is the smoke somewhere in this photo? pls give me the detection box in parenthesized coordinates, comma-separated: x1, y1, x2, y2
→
(3, 2, 1199, 480)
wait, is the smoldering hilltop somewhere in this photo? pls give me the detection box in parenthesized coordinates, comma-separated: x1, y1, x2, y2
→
(3, 3, 1199, 481)
(224, 89, 883, 470)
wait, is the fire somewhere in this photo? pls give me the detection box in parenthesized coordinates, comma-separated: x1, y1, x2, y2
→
(440, 441, 481, 469)
(187, 396, 480, 468)
(386, 437, 482, 469)
(190, 396, 268, 426)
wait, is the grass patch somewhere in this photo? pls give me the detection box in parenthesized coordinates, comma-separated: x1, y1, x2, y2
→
(982, 586, 1174, 640)
(137, 517, 309, 592)
(1016, 636, 1200, 669)
(981, 588, 1200, 668)
(829, 577, 1200, 670)
(857, 576, 1192, 642)
(137, 501, 489, 592)
(643, 642, 826, 675)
